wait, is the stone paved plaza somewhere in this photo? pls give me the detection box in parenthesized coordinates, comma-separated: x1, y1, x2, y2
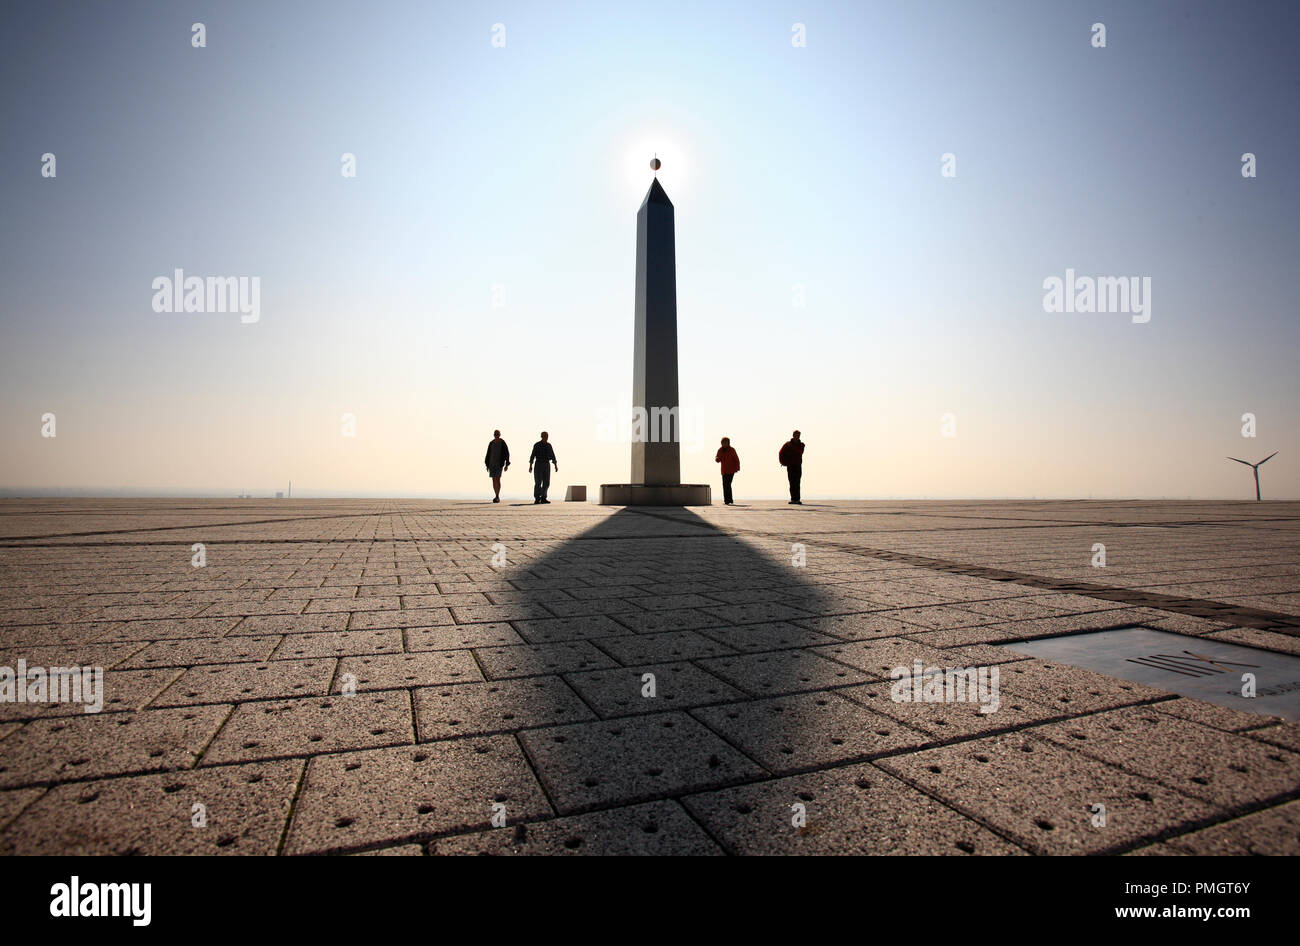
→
(1, 498, 1298, 855)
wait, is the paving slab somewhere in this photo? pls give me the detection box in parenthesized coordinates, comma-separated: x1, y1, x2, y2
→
(682, 762, 1022, 855)
(994, 658, 1171, 715)
(432, 800, 723, 855)
(517, 712, 764, 814)
(696, 650, 870, 696)
(839, 679, 1059, 740)
(404, 622, 525, 651)
(692, 691, 930, 773)
(877, 731, 1217, 854)
(1030, 706, 1300, 808)
(333, 651, 482, 692)
(594, 629, 736, 664)
(0, 667, 182, 722)
(202, 692, 413, 764)
(348, 606, 456, 630)
(283, 737, 551, 854)
(474, 641, 618, 680)
(0, 705, 230, 788)
(1156, 800, 1300, 855)
(512, 614, 630, 644)
(0, 760, 302, 855)
(790, 613, 916, 641)
(115, 635, 281, 669)
(695, 622, 836, 653)
(563, 661, 745, 717)
(269, 628, 404, 659)
(609, 608, 724, 634)
(414, 676, 595, 740)
(153, 658, 337, 706)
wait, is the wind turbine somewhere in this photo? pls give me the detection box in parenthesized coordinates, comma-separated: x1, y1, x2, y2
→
(1226, 452, 1277, 501)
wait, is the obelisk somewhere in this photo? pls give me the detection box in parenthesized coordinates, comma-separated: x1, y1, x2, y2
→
(631, 174, 679, 485)
(601, 159, 711, 505)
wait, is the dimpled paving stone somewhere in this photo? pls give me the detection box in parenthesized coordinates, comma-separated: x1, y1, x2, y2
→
(682, 762, 1022, 855)
(1157, 800, 1300, 855)
(91, 616, 241, 642)
(433, 800, 723, 855)
(877, 732, 1215, 854)
(304, 597, 401, 614)
(838, 679, 1055, 740)
(1031, 706, 1300, 808)
(415, 676, 594, 740)
(202, 691, 413, 764)
(610, 608, 722, 634)
(1152, 696, 1281, 733)
(0, 760, 303, 855)
(518, 712, 763, 814)
(543, 597, 642, 618)
(270, 628, 403, 659)
(282, 737, 551, 854)
(692, 691, 929, 773)
(0, 667, 181, 723)
(0, 642, 145, 671)
(115, 635, 281, 669)
(700, 602, 813, 625)
(348, 607, 455, 630)
(1248, 720, 1300, 753)
(563, 662, 745, 718)
(696, 649, 869, 696)
(225, 613, 349, 636)
(791, 613, 916, 642)
(404, 622, 525, 651)
(474, 641, 617, 680)
(886, 606, 996, 631)
(0, 705, 230, 788)
(152, 658, 336, 706)
(512, 614, 629, 644)
(333, 650, 482, 692)
(596, 630, 736, 664)
(993, 658, 1170, 715)
(810, 639, 965, 681)
(451, 604, 553, 624)
(696, 622, 836, 653)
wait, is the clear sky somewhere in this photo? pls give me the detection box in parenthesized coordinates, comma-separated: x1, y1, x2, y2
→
(2, 0, 1297, 499)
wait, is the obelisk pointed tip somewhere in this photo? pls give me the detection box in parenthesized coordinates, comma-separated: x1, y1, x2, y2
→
(640, 176, 673, 210)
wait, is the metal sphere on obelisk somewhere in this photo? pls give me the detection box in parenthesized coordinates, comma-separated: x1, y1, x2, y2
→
(599, 160, 711, 505)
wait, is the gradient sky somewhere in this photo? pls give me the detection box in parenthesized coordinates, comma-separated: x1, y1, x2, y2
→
(2, 0, 1297, 499)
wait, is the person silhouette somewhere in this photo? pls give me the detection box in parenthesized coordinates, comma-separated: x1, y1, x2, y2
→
(778, 430, 804, 505)
(484, 430, 510, 503)
(715, 437, 740, 505)
(529, 432, 558, 504)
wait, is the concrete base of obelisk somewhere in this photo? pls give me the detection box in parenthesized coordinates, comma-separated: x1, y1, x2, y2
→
(598, 484, 712, 506)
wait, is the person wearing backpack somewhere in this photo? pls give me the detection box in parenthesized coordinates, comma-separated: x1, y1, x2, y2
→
(778, 430, 804, 505)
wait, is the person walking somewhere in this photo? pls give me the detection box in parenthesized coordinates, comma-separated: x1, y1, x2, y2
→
(484, 430, 510, 503)
(715, 437, 740, 505)
(529, 431, 558, 504)
(778, 430, 804, 505)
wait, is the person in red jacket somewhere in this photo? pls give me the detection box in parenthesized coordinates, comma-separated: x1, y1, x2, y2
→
(778, 430, 804, 504)
(715, 437, 740, 505)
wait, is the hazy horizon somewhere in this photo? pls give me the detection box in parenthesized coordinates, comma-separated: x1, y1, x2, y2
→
(4, 0, 1298, 501)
